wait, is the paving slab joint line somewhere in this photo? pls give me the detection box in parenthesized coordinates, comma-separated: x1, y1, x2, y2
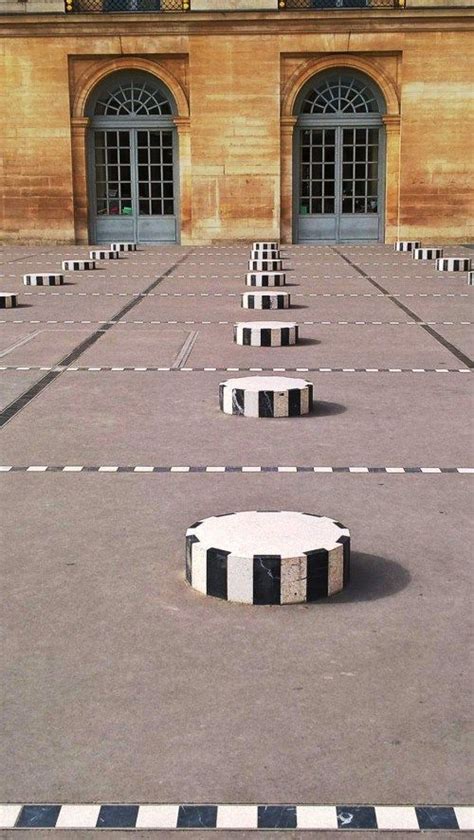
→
(1, 803, 472, 831)
(0, 465, 472, 474)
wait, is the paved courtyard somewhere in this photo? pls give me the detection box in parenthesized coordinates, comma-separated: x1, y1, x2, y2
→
(0, 242, 473, 836)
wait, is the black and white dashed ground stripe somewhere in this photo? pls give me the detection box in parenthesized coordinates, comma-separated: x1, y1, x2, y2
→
(1, 465, 473, 474)
(89, 249, 120, 260)
(436, 257, 472, 272)
(1, 365, 472, 373)
(234, 321, 299, 347)
(18, 291, 472, 298)
(1, 319, 473, 326)
(412, 247, 443, 260)
(246, 271, 286, 286)
(394, 241, 421, 252)
(219, 376, 313, 417)
(241, 291, 290, 309)
(1, 803, 472, 830)
(61, 260, 96, 271)
(23, 274, 64, 286)
(186, 511, 350, 604)
(0, 293, 17, 308)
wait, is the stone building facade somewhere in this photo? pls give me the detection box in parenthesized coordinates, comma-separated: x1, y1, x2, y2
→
(1, 0, 473, 244)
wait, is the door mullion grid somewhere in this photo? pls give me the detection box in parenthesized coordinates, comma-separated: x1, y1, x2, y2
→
(131, 129, 139, 242)
(335, 126, 342, 243)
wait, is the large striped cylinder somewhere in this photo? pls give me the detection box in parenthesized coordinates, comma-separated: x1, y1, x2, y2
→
(0, 293, 17, 308)
(110, 242, 137, 252)
(23, 274, 64, 286)
(248, 259, 283, 271)
(246, 272, 286, 287)
(219, 376, 313, 418)
(252, 242, 279, 251)
(89, 249, 120, 260)
(250, 250, 280, 260)
(186, 511, 350, 604)
(234, 321, 298, 347)
(412, 247, 443, 261)
(436, 257, 471, 272)
(62, 260, 96, 271)
(241, 291, 290, 309)
(394, 241, 421, 252)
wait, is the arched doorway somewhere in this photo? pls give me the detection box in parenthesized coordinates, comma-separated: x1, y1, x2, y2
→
(294, 70, 386, 243)
(86, 70, 179, 244)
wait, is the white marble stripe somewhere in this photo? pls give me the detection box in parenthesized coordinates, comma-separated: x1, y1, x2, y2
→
(296, 805, 338, 829)
(191, 542, 207, 594)
(216, 804, 258, 829)
(454, 807, 474, 830)
(0, 805, 21, 828)
(135, 805, 180, 829)
(375, 806, 419, 830)
(56, 805, 101, 828)
(227, 554, 254, 604)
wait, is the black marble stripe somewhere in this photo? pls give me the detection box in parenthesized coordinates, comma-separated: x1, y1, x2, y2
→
(243, 328, 252, 345)
(97, 805, 139, 828)
(281, 327, 290, 346)
(258, 806, 297, 829)
(415, 806, 459, 830)
(288, 388, 301, 416)
(260, 328, 272, 346)
(305, 549, 329, 600)
(338, 535, 351, 586)
(258, 390, 275, 417)
(206, 547, 229, 599)
(253, 555, 281, 604)
(177, 805, 217, 829)
(248, 295, 256, 308)
(16, 806, 61, 828)
(218, 383, 224, 411)
(233, 388, 245, 415)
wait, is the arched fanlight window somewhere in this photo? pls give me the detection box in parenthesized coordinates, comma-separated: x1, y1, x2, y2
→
(86, 71, 176, 119)
(299, 72, 383, 116)
(94, 79, 172, 116)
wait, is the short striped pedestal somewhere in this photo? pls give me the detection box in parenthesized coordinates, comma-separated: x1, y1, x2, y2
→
(394, 241, 421, 252)
(436, 257, 472, 272)
(252, 241, 279, 251)
(234, 321, 298, 347)
(23, 274, 64, 286)
(468, 271, 474, 286)
(250, 250, 280, 260)
(241, 291, 290, 309)
(110, 242, 137, 252)
(248, 259, 283, 271)
(89, 249, 120, 261)
(412, 247, 443, 260)
(186, 511, 350, 604)
(62, 260, 96, 271)
(219, 376, 313, 418)
(0, 293, 17, 308)
(246, 272, 286, 287)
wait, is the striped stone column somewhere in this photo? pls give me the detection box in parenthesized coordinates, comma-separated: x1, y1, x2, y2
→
(89, 250, 120, 260)
(62, 260, 96, 271)
(394, 241, 421, 252)
(234, 321, 298, 346)
(0, 293, 17, 308)
(110, 242, 137, 252)
(246, 272, 286, 287)
(241, 291, 290, 309)
(436, 257, 472, 272)
(219, 376, 313, 417)
(248, 259, 283, 271)
(186, 511, 350, 604)
(23, 274, 64, 286)
(412, 247, 443, 261)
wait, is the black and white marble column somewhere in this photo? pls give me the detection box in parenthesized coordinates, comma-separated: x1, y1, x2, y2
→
(234, 321, 298, 347)
(241, 291, 290, 309)
(0, 293, 17, 308)
(412, 247, 443, 260)
(219, 376, 313, 417)
(89, 250, 120, 260)
(186, 511, 350, 604)
(62, 260, 96, 271)
(252, 241, 279, 251)
(436, 257, 472, 272)
(246, 272, 286, 287)
(109, 242, 137, 252)
(394, 241, 421, 252)
(248, 259, 283, 271)
(23, 274, 64, 286)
